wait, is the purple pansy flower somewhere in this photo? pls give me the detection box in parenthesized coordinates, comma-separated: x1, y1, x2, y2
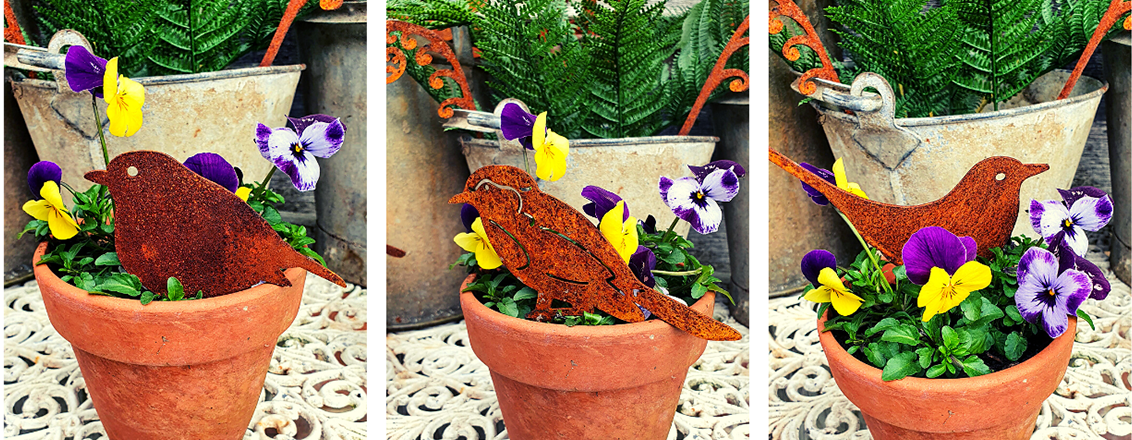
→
(659, 166, 741, 234)
(628, 245, 657, 289)
(460, 204, 480, 233)
(640, 215, 658, 235)
(255, 115, 346, 191)
(183, 153, 239, 193)
(1015, 247, 1090, 338)
(581, 185, 628, 222)
(1048, 231, 1112, 300)
(28, 161, 62, 194)
(901, 226, 978, 285)
(499, 102, 537, 150)
(800, 249, 837, 287)
(1030, 186, 1113, 256)
(798, 162, 837, 205)
(64, 45, 108, 97)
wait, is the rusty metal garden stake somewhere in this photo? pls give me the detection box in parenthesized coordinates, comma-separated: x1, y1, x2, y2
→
(386, 20, 476, 118)
(677, 15, 750, 136)
(1058, 0, 1131, 99)
(769, 0, 840, 96)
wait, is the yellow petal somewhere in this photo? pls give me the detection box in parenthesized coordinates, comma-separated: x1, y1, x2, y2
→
(118, 76, 146, 108)
(921, 297, 942, 322)
(804, 285, 832, 303)
(103, 57, 119, 98)
(833, 158, 849, 189)
(39, 181, 66, 211)
(475, 243, 503, 269)
(235, 187, 252, 201)
(599, 202, 627, 259)
(830, 290, 863, 315)
(623, 215, 639, 259)
(454, 232, 481, 253)
(47, 210, 80, 240)
(533, 111, 548, 149)
(107, 77, 145, 137)
(846, 182, 869, 200)
(816, 267, 848, 292)
(918, 267, 951, 307)
(22, 200, 53, 221)
(470, 217, 491, 247)
(952, 261, 992, 292)
(534, 140, 567, 182)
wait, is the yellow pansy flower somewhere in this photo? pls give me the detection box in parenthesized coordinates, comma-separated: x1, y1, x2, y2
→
(804, 267, 864, 316)
(832, 158, 868, 199)
(22, 181, 80, 240)
(532, 112, 569, 182)
(918, 262, 992, 322)
(104, 57, 145, 137)
(599, 201, 638, 263)
(453, 217, 503, 269)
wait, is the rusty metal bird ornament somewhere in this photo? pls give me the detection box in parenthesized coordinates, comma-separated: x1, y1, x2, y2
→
(86, 150, 346, 297)
(449, 165, 741, 341)
(769, 147, 1049, 264)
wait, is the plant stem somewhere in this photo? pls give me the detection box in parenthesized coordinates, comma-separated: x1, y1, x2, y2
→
(252, 167, 277, 202)
(522, 147, 532, 176)
(651, 268, 703, 276)
(837, 210, 893, 294)
(92, 95, 109, 168)
(661, 217, 680, 242)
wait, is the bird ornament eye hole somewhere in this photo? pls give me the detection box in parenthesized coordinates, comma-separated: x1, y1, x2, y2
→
(520, 186, 532, 192)
(995, 172, 1005, 181)
(127, 166, 139, 177)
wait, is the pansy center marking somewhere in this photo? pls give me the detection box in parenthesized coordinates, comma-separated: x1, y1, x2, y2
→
(292, 142, 304, 155)
(1062, 218, 1073, 229)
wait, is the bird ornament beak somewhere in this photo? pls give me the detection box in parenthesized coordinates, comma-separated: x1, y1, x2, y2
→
(85, 169, 110, 186)
(448, 191, 472, 205)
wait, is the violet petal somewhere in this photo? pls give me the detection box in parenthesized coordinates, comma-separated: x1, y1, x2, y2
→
(801, 249, 837, 287)
(299, 119, 346, 158)
(641, 215, 657, 235)
(28, 161, 62, 194)
(1057, 186, 1108, 208)
(1054, 269, 1091, 315)
(64, 45, 108, 95)
(255, 123, 281, 160)
(629, 246, 657, 288)
(689, 160, 747, 180)
(901, 226, 969, 285)
(958, 236, 978, 263)
(460, 204, 479, 232)
(702, 169, 740, 203)
(183, 153, 239, 193)
(287, 114, 342, 136)
(274, 150, 320, 191)
(581, 185, 627, 221)
(1068, 195, 1113, 231)
(799, 163, 835, 206)
(499, 103, 537, 141)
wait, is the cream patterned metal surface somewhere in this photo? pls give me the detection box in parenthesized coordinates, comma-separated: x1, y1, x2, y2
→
(769, 246, 1132, 439)
(3, 273, 368, 440)
(386, 299, 750, 439)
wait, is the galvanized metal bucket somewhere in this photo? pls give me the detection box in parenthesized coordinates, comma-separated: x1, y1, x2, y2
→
(801, 70, 1108, 238)
(299, 2, 368, 286)
(448, 101, 719, 238)
(1103, 34, 1131, 284)
(710, 93, 749, 326)
(6, 31, 302, 192)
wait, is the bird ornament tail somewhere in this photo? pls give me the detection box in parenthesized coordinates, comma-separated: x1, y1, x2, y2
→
(287, 253, 347, 288)
(629, 279, 742, 341)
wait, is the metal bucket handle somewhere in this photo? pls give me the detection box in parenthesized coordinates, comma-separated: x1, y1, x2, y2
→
(444, 98, 530, 152)
(4, 29, 94, 93)
(798, 72, 924, 170)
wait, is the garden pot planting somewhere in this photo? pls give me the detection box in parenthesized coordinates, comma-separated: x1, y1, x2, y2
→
(34, 242, 306, 440)
(459, 275, 714, 439)
(818, 311, 1076, 440)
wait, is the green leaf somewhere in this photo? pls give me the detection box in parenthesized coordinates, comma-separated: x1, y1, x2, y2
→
(514, 287, 538, 302)
(865, 317, 901, 337)
(1004, 332, 1027, 361)
(961, 355, 991, 377)
(881, 351, 921, 381)
(960, 291, 983, 321)
(941, 326, 959, 351)
(140, 291, 156, 305)
(881, 324, 922, 346)
(95, 252, 120, 266)
(1076, 309, 1095, 331)
(690, 283, 708, 299)
(99, 274, 142, 297)
(1005, 305, 1023, 323)
(926, 363, 948, 378)
(915, 346, 934, 369)
(497, 297, 518, 317)
(167, 277, 185, 301)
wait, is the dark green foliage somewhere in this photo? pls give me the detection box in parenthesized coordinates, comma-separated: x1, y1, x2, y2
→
(389, 0, 751, 139)
(33, 0, 310, 77)
(770, 0, 1131, 117)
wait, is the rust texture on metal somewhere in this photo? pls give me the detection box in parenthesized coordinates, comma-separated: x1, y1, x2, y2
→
(4, 1, 26, 45)
(677, 15, 750, 136)
(1058, 0, 1131, 99)
(260, 0, 347, 67)
(768, 147, 1049, 265)
(84, 151, 346, 297)
(769, 0, 840, 96)
(448, 165, 741, 341)
(387, 245, 406, 258)
(386, 20, 476, 119)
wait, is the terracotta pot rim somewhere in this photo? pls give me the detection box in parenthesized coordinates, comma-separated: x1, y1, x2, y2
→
(817, 309, 1076, 389)
(458, 273, 717, 339)
(33, 241, 304, 314)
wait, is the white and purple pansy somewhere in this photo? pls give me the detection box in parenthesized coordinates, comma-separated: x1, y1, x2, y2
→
(255, 114, 346, 191)
(1029, 186, 1113, 256)
(581, 185, 628, 222)
(1047, 231, 1112, 300)
(1014, 247, 1091, 338)
(798, 162, 837, 206)
(183, 152, 239, 193)
(64, 45, 108, 97)
(499, 102, 538, 150)
(659, 163, 741, 235)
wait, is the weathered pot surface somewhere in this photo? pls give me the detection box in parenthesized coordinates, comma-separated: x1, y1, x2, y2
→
(460, 274, 717, 439)
(33, 242, 306, 440)
(818, 311, 1076, 439)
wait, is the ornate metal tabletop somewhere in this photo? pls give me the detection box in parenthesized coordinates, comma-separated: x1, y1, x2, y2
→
(4, 273, 368, 440)
(769, 247, 1131, 439)
(386, 299, 750, 439)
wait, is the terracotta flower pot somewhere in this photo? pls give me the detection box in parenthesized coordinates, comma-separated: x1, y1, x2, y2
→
(818, 311, 1076, 439)
(33, 242, 306, 440)
(460, 274, 714, 440)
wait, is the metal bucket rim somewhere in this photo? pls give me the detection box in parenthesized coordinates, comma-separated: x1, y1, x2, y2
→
(461, 135, 720, 148)
(10, 64, 305, 89)
(814, 70, 1108, 127)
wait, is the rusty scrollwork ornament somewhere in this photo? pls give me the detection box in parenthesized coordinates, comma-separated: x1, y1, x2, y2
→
(769, 0, 840, 96)
(386, 20, 476, 119)
(677, 16, 751, 136)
